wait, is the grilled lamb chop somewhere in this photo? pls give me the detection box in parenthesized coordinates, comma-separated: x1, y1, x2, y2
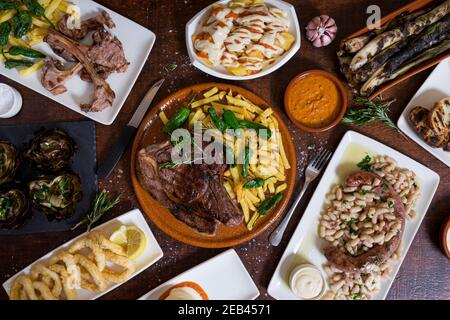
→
(324, 171, 406, 274)
(58, 11, 115, 41)
(45, 29, 115, 112)
(79, 28, 129, 81)
(136, 141, 243, 235)
(41, 57, 83, 95)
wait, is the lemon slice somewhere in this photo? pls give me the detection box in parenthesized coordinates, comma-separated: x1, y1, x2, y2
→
(110, 225, 147, 260)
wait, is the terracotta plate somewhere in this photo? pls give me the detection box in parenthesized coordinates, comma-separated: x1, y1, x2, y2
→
(130, 83, 297, 248)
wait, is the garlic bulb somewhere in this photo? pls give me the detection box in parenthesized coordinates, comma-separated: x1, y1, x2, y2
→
(306, 15, 337, 47)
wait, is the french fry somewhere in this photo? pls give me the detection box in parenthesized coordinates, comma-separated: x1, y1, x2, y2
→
(230, 166, 240, 184)
(19, 59, 45, 77)
(240, 199, 250, 223)
(159, 111, 169, 125)
(275, 183, 287, 194)
(210, 102, 245, 115)
(278, 131, 291, 169)
(246, 197, 257, 212)
(224, 181, 236, 199)
(203, 87, 218, 98)
(45, 0, 63, 17)
(257, 187, 265, 201)
(8, 36, 30, 48)
(32, 17, 50, 28)
(0, 10, 15, 24)
(191, 94, 222, 108)
(189, 108, 205, 127)
(247, 212, 260, 231)
(245, 190, 260, 204)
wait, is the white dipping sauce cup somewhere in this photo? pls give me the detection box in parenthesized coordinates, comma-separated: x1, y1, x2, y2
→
(0, 84, 22, 119)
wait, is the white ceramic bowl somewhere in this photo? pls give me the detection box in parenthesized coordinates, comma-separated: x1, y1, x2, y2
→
(185, 0, 301, 81)
(289, 264, 326, 300)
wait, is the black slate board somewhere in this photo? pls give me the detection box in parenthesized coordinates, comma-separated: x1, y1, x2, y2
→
(0, 121, 98, 235)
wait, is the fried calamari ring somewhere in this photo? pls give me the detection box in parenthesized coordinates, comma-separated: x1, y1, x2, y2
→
(31, 263, 62, 297)
(49, 252, 80, 289)
(48, 264, 77, 300)
(32, 281, 58, 300)
(69, 236, 106, 271)
(101, 250, 135, 283)
(90, 231, 126, 256)
(10, 276, 38, 300)
(73, 254, 108, 291)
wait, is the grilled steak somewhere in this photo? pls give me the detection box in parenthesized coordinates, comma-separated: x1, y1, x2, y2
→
(136, 141, 243, 235)
(324, 171, 406, 274)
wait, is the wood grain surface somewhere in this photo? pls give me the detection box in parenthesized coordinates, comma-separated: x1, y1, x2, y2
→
(0, 0, 448, 300)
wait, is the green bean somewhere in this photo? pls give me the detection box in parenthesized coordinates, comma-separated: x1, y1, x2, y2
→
(8, 46, 45, 58)
(258, 193, 283, 215)
(208, 107, 228, 132)
(163, 107, 190, 133)
(22, 0, 56, 29)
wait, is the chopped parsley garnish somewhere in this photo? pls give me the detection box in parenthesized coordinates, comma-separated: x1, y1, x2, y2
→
(357, 154, 372, 171)
(165, 63, 178, 72)
(352, 293, 363, 300)
(388, 200, 394, 208)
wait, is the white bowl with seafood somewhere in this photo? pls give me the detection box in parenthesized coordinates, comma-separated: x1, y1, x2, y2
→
(267, 131, 440, 300)
(185, 0, 301, 80)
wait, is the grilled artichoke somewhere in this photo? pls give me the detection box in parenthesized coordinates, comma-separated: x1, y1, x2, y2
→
(0, 142, 20, 185)
(26, 129, 76, 172)
(0, 184, 30, 229)
(29, 173, 82, 220)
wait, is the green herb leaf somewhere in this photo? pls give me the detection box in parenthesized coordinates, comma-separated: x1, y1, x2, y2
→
(357, 154, 372, 171)
(164, 63, 178, 72)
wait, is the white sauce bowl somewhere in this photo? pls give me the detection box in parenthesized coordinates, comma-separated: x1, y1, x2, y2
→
(289, 264, 326, 300)
(0, 84, 22, 119)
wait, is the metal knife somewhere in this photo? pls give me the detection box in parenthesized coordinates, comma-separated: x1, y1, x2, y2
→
(97, 79, 165, 180)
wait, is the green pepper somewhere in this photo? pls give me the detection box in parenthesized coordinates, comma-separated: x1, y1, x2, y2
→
(243, 176, 274, 189)
(223, 110, 240, 130)
(4, 59, 34, 69)
(239, 120, 272, 139)
(8, 46, 45, 58)
(163, 107, 190, 133)
(242, 147, 250, 178)
(12, 11, 32, 39)
(258, 193, 283, 215)
(0, 22, 10, 48)
(22, 0, 55, 29)
(0, 0, 18, 11)
(208, 107, 228, 132)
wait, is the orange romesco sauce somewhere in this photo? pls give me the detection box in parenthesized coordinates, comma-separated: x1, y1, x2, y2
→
(288, 74, 341, 128)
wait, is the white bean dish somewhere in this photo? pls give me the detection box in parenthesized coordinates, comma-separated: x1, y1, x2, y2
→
(267, 131, 440, 301)
(320, 155, 420, 300)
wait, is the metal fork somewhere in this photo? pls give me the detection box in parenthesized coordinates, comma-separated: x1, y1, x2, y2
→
(269, 149, 333, 247)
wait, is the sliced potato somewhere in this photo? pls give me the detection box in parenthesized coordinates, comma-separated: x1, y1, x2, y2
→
(276, 32, 296, 51)
(226, 65, 249, 76)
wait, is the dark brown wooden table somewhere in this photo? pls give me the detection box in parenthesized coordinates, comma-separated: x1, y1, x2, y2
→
(0, 0, 449, 300)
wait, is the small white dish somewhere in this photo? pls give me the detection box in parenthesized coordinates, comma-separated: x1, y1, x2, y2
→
(289, 264, 325, 300)
(0, 84, 22, 118)
(2, 209, 164, 300)
(0, 0, 156, 125)
(397, 57, 450, 167)
(185, 0, 301, 81)
(139, 249, 260, 300)
(267, 131, 440, 300)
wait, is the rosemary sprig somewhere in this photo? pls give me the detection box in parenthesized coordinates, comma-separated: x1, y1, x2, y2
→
(71, 191, 121, 232)
(342, 97, 405, 137)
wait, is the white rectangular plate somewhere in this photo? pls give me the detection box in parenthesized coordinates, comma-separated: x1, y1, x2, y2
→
(2, 209, 163, 300)
(397, 57, 450, 167)
(267, 131, 440, 300)
(0, 1, 156, 125)
(139, 249, 259, 300)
